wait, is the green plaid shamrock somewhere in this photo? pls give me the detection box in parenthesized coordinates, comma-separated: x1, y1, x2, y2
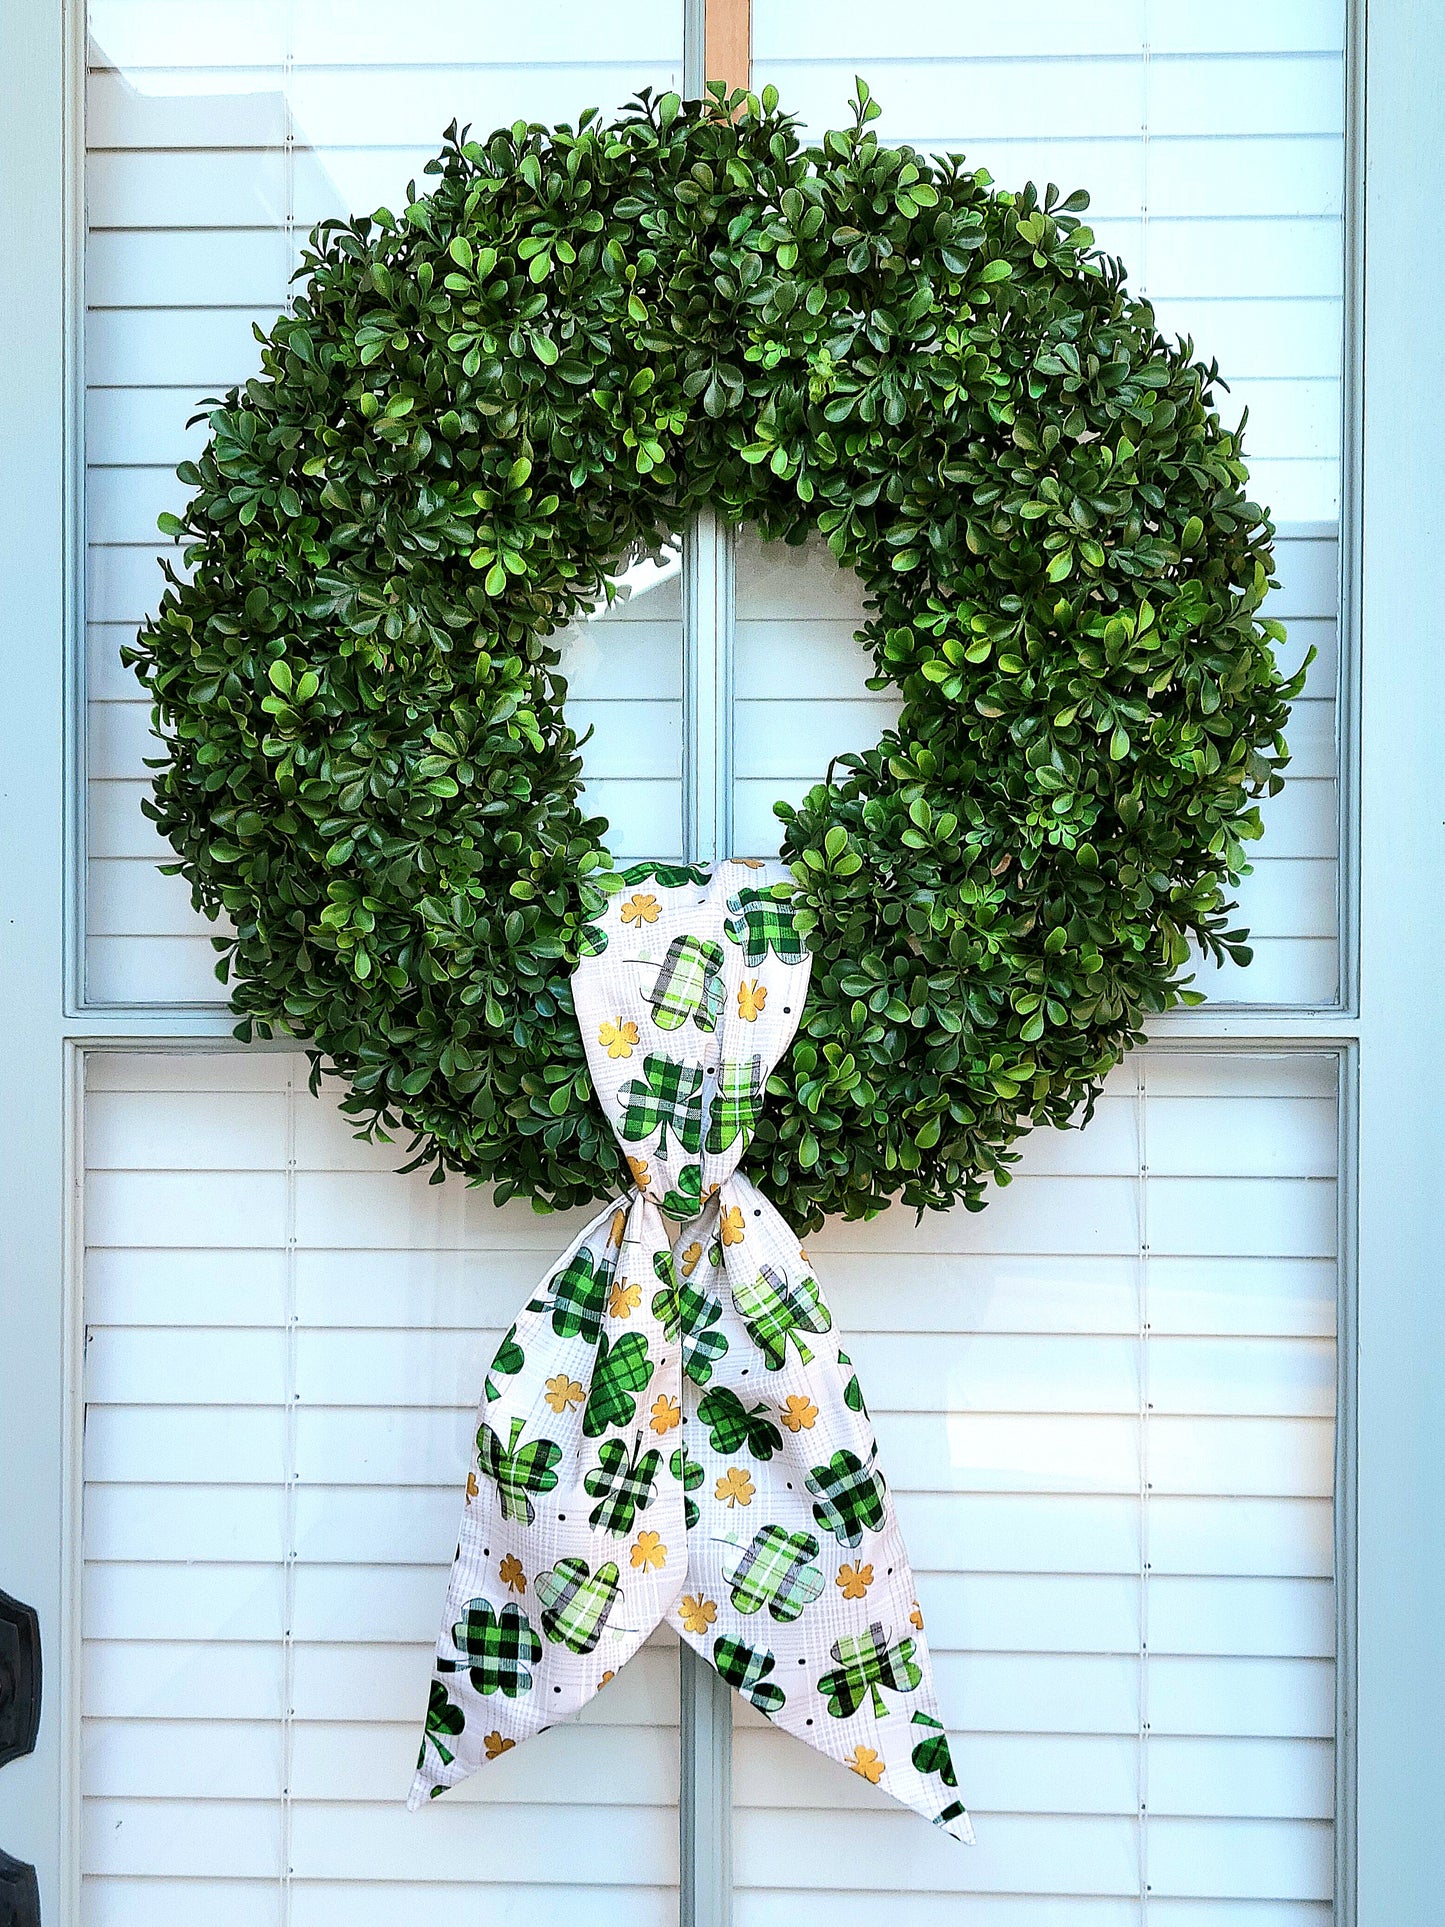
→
(670, 1444, 704, 1529)
(529, 1242, 614, 1347)
(910, 1711, 961, 1788)
(651, 1274, 729, 1384)
(818, 1622, 923, 1719)
(619, 862, 712, 888)
(644, 935, 725, 1034)
(908, 1717, 968, 1842)
(581, 1329, 655, 1437)
(697, 1386, 783, 1461)
(660, 1163, 703, 1218)
(733, 1263, 833, 1369)
(578, 921, 609, 957)
(618, 1054, 704, 1158)
(712, 1636, 786, 1717)
(723, 886, 805, 966)
(534, 1556, 622, 1655)
(583, 1437, 662, 1536)
(476, 1414, 563, 1526)
(447, 1598, 543, 1697)
(726, 1525, 825, 1624)
(419, 1679, 466, 1767)
(705, 1056, 765, 1155)
(483, 1323, 524, 1402)
(837, 1347, 867, 1416)
(806, 1445, 888, 1548)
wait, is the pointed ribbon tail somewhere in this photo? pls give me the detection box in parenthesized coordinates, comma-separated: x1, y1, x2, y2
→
(409, 1188, 688, 1806)
(411, 860, 972, 1841)
(671, 1174, 973, 1842)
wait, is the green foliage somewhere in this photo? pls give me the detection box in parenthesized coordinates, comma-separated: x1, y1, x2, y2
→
(127, 84, 1302, 1230)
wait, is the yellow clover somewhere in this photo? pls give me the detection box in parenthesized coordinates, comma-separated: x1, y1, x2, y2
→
(598, 1017, 639, 1059)
(679, 1594, 717, 1635)
(544, 1373, 584, 1415)
(715, 1466, 755, 1508)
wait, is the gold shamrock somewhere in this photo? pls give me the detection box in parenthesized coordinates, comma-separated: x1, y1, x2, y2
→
(608, 1278, 641, 1318)
(737, 979, 767, 1022)
(837, 1561, 874, 1601)
(499, 1553, 526, 1594)
(679, 1594, 717, 1635)
(715, 1466, 755, 1508)
(598, 1018, 639, 1059)
(544, 1373, 584, 1414)
(649, 1393, 682, 1435)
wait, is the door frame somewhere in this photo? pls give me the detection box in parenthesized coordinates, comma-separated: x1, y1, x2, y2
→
(4, 2, 1443, 1921)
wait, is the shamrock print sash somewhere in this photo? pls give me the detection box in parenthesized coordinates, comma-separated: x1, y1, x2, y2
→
(411, 860, 972, 1842)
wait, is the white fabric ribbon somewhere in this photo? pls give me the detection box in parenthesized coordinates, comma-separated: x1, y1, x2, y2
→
(410, 860, 972, 1839)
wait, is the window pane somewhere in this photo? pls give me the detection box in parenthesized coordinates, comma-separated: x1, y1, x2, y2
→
(81, 1048, 682, 1924)
(84, 1, 685, 1003)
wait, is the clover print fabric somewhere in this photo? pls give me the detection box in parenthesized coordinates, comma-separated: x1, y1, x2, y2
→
(411, 860, 972, 1842)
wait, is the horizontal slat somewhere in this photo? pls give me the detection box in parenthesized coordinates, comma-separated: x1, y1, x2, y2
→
(87, 62, 687, 152)
(81, 1879, 284, 1927)
(82, 1880, 679, 1927)
(83, 1636, 675, 1725)
(83, 1162, 1337, 1256)
(86, 935, 228, 1004)
(77, 1479, 1333, 1579)
(82, 1795, 676, 1883)
(297, 1796, 676, 1882)
(1188, 939, 1339, 1008)
(737, 1727, 1331, 1820)
(735, 1804, 1330, 1898)
(83, 1712, 676, 1805)
(754, 1, 1343, 59)
(82, 222, 1346, 333)
(736, 1900, 1329, 1927)
(85, 137, 1346, 235)
(82, 1403, 1333, 1505)
(745, 1803, 1138, 1893)
(87, 0, 680, 70)
(734, 530, 1337, 621)
(76, 1559, 1329, 1660)
(754, 55, 1341, 143)
(89, 692, 678, 778)
(83, 1243, 1336, 1338)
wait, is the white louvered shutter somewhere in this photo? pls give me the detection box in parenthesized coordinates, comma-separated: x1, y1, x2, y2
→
(79, 3, 1348, 1923)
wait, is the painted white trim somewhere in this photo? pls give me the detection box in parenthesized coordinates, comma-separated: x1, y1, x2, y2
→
(1353, 0, 1445, 1916)
(0, 0, 78, 1911)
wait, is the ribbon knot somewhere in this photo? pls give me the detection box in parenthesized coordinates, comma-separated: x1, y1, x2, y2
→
(411, 861, 972, 1840)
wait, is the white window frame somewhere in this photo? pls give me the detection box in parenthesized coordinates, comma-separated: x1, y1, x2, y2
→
(4, 2, 1442, 1921)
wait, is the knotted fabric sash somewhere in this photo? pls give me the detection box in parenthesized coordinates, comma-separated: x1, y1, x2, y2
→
(410, 860, 972, 1840)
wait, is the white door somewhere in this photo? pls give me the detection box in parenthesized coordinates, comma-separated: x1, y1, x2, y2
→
(3, 4, 1442, 1924)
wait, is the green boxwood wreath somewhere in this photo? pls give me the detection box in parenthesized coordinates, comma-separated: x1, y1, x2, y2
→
(128, 83, 1305, 1232)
